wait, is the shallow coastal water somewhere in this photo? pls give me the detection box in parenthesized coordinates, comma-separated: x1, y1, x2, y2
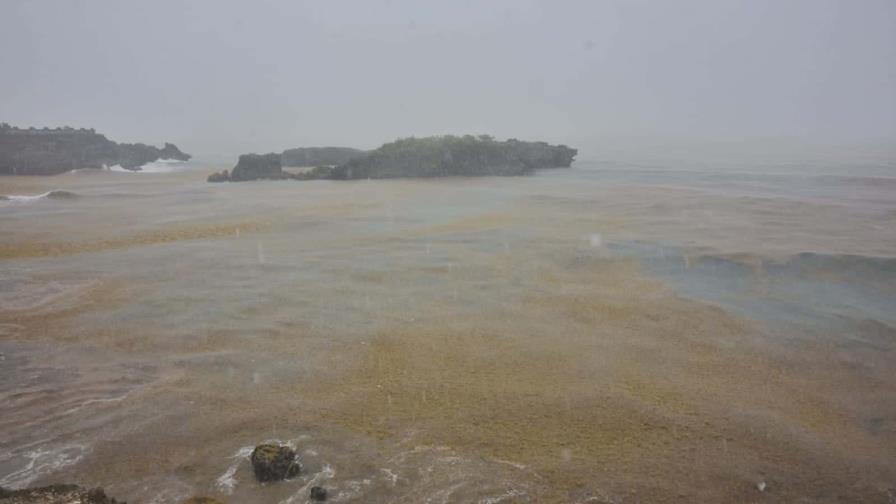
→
(1, 161, 895, 503)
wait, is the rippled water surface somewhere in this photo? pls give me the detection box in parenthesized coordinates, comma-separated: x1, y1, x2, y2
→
(1, 161, 895, 503)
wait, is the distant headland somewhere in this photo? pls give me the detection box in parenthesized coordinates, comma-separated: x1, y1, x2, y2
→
(208, 135, 577, 182)
(0, 123, 191, 175)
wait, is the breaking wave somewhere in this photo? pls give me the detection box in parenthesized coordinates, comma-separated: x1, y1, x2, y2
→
(107, 159, 188, 173)
(0, 190, 79, 203)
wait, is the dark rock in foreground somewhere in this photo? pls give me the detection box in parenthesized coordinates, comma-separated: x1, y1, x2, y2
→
(229, 154, 286, 182)
(250, 444, 301, 482)
(0, 485, 122, 504)
(309, 486, 327, 501)
(0, 123, 190, 176)
(310, 135, 577, 180)
(281, 146, 366, 167)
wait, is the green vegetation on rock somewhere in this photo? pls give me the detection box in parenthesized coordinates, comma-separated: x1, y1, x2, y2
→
(280, 146, 366, 167)
(212, 135, 576, 182)
(326, 135, 577, 180)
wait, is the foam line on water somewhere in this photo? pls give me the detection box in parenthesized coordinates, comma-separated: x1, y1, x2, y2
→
(0, 444, 88, 489)
(215, 445, 255, 494)
(1, 190, 78, 203)
(106, 159, 188, 174)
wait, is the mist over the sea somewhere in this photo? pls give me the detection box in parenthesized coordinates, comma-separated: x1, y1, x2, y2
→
(2, 0, 894, 160)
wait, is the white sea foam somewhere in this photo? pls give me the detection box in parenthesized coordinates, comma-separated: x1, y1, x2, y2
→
(215, 445, 255, 494)
(0, 444, 89, 488)
(380, 467, 398, 485)
(480, 488, 526, 504)
(1, 190, 77, 204)
(138, 159, 189, 173)
(106, 159, 187, 173)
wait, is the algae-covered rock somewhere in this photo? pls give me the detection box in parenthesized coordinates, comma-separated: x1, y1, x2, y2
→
(0, 484, 122, 504)
(309, 486, 327, 501)
(250, 444, 301, 482)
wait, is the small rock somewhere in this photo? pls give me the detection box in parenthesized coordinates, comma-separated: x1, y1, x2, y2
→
(250, 444, 301, 482)
(309, 486, 327, 501)
(181, 498, 225, 504)
(757, 481, 767, 492)
(207, 170, 230, 183)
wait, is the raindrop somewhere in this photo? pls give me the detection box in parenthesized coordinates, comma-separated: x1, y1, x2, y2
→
(256, 241, 266, 264)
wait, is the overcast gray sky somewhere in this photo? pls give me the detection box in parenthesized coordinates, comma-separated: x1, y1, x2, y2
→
(2, 0, 894, 161)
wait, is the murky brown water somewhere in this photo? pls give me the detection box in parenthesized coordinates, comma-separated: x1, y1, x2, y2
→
(1, 163, 895, 503)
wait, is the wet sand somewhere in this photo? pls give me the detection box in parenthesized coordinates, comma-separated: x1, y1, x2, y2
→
(1, 164, 895, 502)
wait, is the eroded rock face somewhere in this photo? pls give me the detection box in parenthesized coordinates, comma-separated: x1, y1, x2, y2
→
(250, 444, 301, 482)
(0, 485, 122, 504)
(229, 154, 286, 182)
(0, 123, 190, 175)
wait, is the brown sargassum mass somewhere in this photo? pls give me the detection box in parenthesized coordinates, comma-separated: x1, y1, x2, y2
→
(0, 221, 266, 260)
(299, 257, 894, 502)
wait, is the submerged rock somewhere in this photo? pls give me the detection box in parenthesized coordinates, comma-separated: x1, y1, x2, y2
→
(309, 486, 327, 501)
(0, 485, 122, 504)
(250, 444, 301, 482)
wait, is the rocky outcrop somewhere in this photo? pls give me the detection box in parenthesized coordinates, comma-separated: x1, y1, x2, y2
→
(281, 147, 366, 167)
(0, 123, 190, 176)
(250, 444, 301, 482)
(214, 136, 576, 182)
(315, 135, 576, 180)
(229, 154, 287, 181)
(0, 485, 122, 504)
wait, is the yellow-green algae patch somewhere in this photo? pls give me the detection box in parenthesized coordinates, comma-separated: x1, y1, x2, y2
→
(0, 221, 266, 260)
(299, 256, 886, 501)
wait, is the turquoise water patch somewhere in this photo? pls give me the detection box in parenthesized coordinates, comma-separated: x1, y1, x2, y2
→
(610, 241, 896, 328)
